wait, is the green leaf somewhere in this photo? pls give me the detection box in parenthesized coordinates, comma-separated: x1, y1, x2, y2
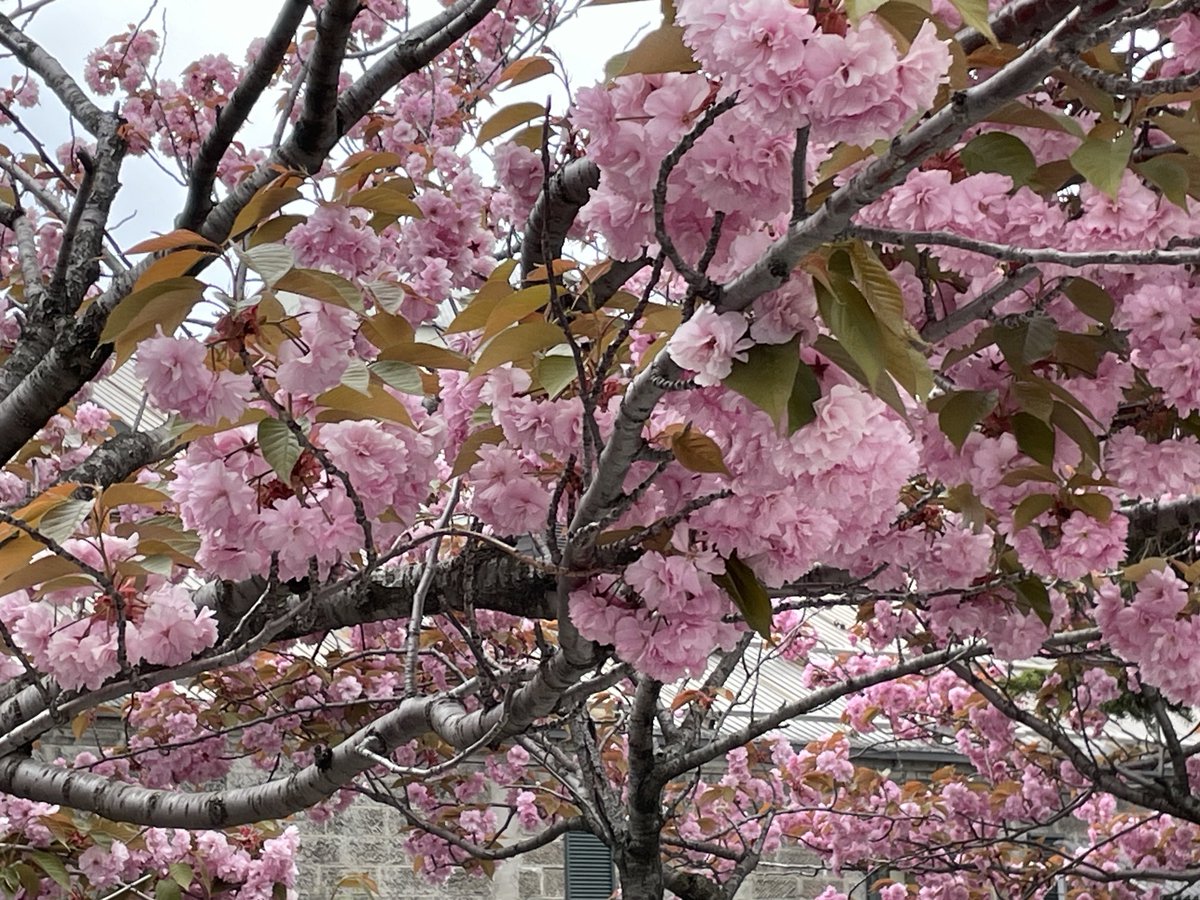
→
(1013, 411, 1056, 465)
(482, 285, 551, 340)
(469, 321, 566, 379)
(844, 0, 888, 21)
(1061, 277, 1114, 325)
(535, 355, 579, 398)
(99, 277, 206, 345)
(341, 357, 372, 396)
(168, 863, 194, 889)
(238, 244, 295, 286)
(230, 184, 302, 237)
(849, 240, 906, 329)
(1055, 332, 1106, 378)
(999, 464, 1060, 487)
(370, 360, 424, 395)
(257, 418, 301, 482)
(1012, 493, 1056, 533)
(379, 342, 470, 372)
(993, 312, 1058, 370)
(1123, 556, 1170, 582)
(346, 181, 422, 219)
(274, 268, 364, 313)
(248, 214, 305, 249)
(723, 339, 801, 430)
(1013, 576, 1052, 626)
(1011, 379, 1054, 422)
(1028, 372, 1101, 423)
(0, 554, 87, 598)
(13, 864, 42, 897)
(1136, 155, 1191, 209)
(610, 25, 699, 77)
(497, 56, 555, 89)
(29, 852, 70, 890)
(1071, 492, 1113, 522)
(1069, 123, 1133, 199)
(715, 553, 773, 638)
(950, 0, 997, 45)
(936, 390, 997, 449)
(816, 277, 885, 387)
(316, 382, 414, 428)
(820, 272, 930, 400)
(156, 880, 183, 900)
(446, 260, 520, 333)
(476, 102, 547, 146)
(37, 498, 94, 544)
(788, 361, 822, 434)
(1050, 401, 1101, 464)
(960, 132, 1037, 187)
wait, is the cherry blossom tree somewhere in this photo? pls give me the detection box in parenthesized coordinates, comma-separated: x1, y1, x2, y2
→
(2, 0, 1200, 897)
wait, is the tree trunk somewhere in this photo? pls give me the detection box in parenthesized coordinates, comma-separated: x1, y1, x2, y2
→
(617, 839, 666, 900)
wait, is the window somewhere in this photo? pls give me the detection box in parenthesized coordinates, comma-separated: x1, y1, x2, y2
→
(564, 831, 615, 900)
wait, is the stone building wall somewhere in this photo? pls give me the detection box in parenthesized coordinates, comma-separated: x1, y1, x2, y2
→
(294, 801, 863, 900)
(39, 727, 884, 899)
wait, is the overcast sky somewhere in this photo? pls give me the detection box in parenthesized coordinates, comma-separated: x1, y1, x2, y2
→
(2, 0, 654, 237)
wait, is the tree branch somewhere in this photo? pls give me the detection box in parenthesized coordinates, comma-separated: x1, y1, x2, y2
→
(0, 0, 503, 467)
(658, 644, 986, 783)
(519, 158, 600, 281)
(0, 10, 107, 134)
(0, 698, 437, 827)
(289, 0, 360, 168)
(336, 0, 500, 132)
(177, 0, 310, 228)
(716, 0, 1140, 314)
(851, 225, 1200, 269)
(950, 660, 1200, 824)
(920, 266, 1040, 342)
(60, 426, 179, 488)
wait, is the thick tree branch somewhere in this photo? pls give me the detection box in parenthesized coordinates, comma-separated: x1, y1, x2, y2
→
(58, 120, 126, 317)
(336, 0, 500, 131)
(519, 158, 600, 281)
(290, 0, 360, 165)
(0, 11, 106, 134)
(0, 698, 438, 827)
(177, 0, 310, 229)
(61, 426, 178, 488)
(958, 0, 1075, 55)
(1124, 496, 1200, 554)
(716, 0, 1139, 314)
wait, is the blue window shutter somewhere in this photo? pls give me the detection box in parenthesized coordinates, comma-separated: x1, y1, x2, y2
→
(564, 832, 614, 900)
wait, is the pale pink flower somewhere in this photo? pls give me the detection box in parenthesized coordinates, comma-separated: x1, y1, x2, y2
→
(286, 204, 381, 280)
(667, 306, 753, 386)
(128, 585, 218, 667)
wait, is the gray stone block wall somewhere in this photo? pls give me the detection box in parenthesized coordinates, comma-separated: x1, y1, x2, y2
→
(39, 727, 859, 899)
(291, 805, 859, 900)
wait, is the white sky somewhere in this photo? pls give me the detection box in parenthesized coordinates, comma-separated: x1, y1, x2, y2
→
(2, 0, 655, 237)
